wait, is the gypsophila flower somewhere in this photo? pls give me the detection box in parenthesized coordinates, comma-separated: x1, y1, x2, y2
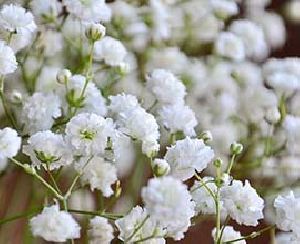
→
(274, 191, 300, 238)
(76, 156, 117, 197)
(94, 36, 127, 67)
(30, 0, 62, 21)
(63, 0, 111, 23)
(65, 113, 113, 157)
(23, 130, 72, 170)
(164, 137, 214, 181)
(158, 104, 198, 137)
(152, 158, 170, 177)
(0, 127, 21, 159)
(146, 69, 186, 105)
(191, 177, 225, 216)
(108, 93, 139, 116)
(63, 74, 107, 116)
(21, 92, 62, 135)
(0, 4, 36, 33)
(88, 217, 114, 244)
(214, 32, 245, 61)
(0, 41, 17, 75)
(115, 206, 166, 243)
(30, 205, 80, 242)
(211, 0, 238, 19)
(221, 180, 264, 226)
(212, 226, 245, 244)
(142, 176, 195, 240)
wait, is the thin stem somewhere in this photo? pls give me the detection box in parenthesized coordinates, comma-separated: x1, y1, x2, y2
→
(223, 225, 276, 243)
(0, 208, 42, 226)
(64, 156, 93, 199)
(46, 165, 62, 194)
(67, 209, 123, 220)
(215, 166, 222, 244)
(125, 215, 150, 242)
(194, 172, 216, 201)
(226, 154, 236, 175)
(218, 216, 230, 243)
(0, 76, 18, 129)
(10, 158, 64, 201)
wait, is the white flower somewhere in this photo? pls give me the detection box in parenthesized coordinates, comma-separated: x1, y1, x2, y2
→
(191, 177, 225, 216)
(158, 104, 197, 137)
(0, 41, 17, 75)
(88, 217, 114, 244)
(117, 106, 160, 157)
(30, 205, 80, 242)
(23, 130, 72, 170)
(212, 226, 245, 244)
(76, 156, 117, 197)
(142, 176, 195, 240)
(0, 4, 36, 33)
(229, 19, 268, 60)
(274, 191, 300, 237)
(146, 69, 186, 105)
(63, 74, 107, 116)
(94, 36, 127, 67)
(0, 127, 21, 159)
(164, 137, 214, 181)
(211, 0, 238, 19)
(30, 0, 62, 20)
(65, 113, 113, 157)
(151, 158, 170, 177)
(108, 93, 139, 116)
(63, 0, 111, 22)
(21, 92, 62, 135)
(276, 232, 300, 244)
(214, 32, 245, 61)
(115, 206, 166, 243)
(221, 180, 264, 226)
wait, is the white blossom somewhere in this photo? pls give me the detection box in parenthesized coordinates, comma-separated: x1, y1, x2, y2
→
(94, 36, 127, 67)
(21, 92, 62, 135)
(76, 156, 117, 197)
(88, 217, 114, 244)
(108, 93, 139, 116)
(63, 0, 111, 23)
(146, 69, 186, 105)
(0, 127, 21, 159)
(215, 32, 245, 61)
(0, 41, 17, 75)
(212, 226, 245, 244)
(30, 205, 80, 242)
(23, 130, 72, 170)
(158, 104, 197, 136)
(115, 206, 166, 243)
(165, 137, 214, 181)
(142, 176, 195, 240)
(65, 113, 113, 157)
(221, 180, 264, 226)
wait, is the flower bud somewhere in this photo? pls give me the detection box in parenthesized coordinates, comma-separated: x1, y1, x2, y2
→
(57, 69, 72, 84)
(151, 159, 170, 177)
(9, 90, 23, 104)
(114, 180, 122, 198)
(213, 157, 223, 168)
(230, 142, 243, 155)
(116, 62, 130, 76)
(23, 164, 36, 175)
(199, 130, 213, 143)
(85, 23, 106, 42)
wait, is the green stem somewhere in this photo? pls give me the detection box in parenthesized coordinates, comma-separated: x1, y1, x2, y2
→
(67, 209, 123, 220)
(0, 76, 18, 129)
(215, 166, 222, 244)
(224, 225, 276, 243)
(226, 154, 236, 175)
(194, 172, 216, 201)
(125, 215, 150, 242)
(0, 208, 42, 226)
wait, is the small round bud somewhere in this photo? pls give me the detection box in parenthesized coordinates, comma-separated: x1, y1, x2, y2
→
(151, 159, 170, 177)
(199, 130, 213, 143)
(85, 23, 106, 42)
(213, 158, 223, 168)
(23, 164, 36, 175)
(57, 69, 72, 84)
(230, 142, 243, 155)
(265, 107, 281, 124)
